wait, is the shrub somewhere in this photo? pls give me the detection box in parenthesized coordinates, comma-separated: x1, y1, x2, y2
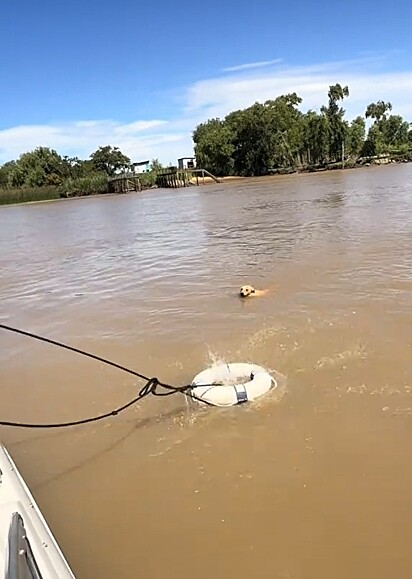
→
(60, 174, 108, 197)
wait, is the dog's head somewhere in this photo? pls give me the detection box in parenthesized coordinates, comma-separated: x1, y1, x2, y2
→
(239, 285, 256, 298)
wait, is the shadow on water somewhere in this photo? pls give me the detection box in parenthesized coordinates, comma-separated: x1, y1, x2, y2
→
(7, 405, 189, 491)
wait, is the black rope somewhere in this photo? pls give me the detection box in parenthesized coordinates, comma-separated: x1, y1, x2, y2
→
(0, 323, 208, 428)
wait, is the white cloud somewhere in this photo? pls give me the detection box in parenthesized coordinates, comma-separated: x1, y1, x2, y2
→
(223, 59, 282, 72)
(185, 57, 412, 122)
(0, 119, 185, 165)
(1, 56, 412, 165)
(113, 120, 168, 136)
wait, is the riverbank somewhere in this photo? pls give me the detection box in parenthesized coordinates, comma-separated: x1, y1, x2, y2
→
(192, 156, 412, 183)
(1, 157, 410, 207)
(269, 153, 412, 176)
(0, 190, 140, 208)
(0, 177, 153, 207)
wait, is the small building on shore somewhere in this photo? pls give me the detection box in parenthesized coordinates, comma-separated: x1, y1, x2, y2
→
(178, 157, 196, 170)
(132, 160, 151, 174)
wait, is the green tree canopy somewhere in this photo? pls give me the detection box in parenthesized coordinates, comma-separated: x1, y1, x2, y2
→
(193, 119, 235, 176)
(6, 147, 67, 188)
(364, 100, 410, 155)
(321, 84, 350, 162)
(0, 161, 17, 187)
(347, 116, 366, 157)
(365, 101, 392, 122)
(301, 111, 330, 166)
(89, 146, 131, 176)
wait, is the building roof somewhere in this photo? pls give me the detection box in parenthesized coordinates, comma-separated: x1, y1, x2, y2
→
(132, 160, 150, 166)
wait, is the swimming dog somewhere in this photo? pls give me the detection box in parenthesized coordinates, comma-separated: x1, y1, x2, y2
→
(239, 285, 268, 298)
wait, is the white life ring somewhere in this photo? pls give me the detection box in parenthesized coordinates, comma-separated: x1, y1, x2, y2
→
(190, 362, 276, 407)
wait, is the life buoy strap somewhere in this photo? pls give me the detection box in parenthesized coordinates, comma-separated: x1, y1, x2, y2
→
(234, 383, 248, 404)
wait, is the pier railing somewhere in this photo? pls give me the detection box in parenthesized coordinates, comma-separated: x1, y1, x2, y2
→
(156, 167, 220, 188)
(107, 168, 221, 192)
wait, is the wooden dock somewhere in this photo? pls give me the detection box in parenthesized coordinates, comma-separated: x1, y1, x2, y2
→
(108, 173, 142, 193)
(107, 168, 221, 193)
(156, 168, 221, 188)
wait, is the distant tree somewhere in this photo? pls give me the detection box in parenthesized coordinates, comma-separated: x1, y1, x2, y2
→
(6, 147, 65, 187)
(347, 116, 366, 157)
(321, 84, 350, 162)
(365, 101, 392, 122)
(327, 84, 350, 111)
(61, 156, 95, 179)
(364, 100, 409, 155)
(0, 161, 18, 188)
(264, 93, 304, 168)
(228, 103, 275, 175)
(225, 94, 303, 175)
(193, 119, 234, 176)
(381, 115, 410, 147)
(301, 111, 330, 165)
(90, 146, 130, 176)
(150, 158, 163, 174)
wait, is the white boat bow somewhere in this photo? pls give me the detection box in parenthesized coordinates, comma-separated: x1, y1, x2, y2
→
(0, 443, 76, 578)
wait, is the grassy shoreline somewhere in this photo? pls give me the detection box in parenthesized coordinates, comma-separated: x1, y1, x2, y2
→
(0, 190, 134, 208)
(0, 186, 61, 206)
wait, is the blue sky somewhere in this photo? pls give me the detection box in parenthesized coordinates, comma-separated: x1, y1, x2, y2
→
(1, 0, 411, 164)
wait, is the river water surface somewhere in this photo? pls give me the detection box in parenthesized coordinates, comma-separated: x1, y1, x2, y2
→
(1, 165, 412, 579)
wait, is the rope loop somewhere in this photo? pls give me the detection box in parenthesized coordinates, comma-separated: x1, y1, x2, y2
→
(0, 323, 198, 429)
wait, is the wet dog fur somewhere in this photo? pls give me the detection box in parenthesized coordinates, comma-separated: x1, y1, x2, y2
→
(239, 285, 268, 298)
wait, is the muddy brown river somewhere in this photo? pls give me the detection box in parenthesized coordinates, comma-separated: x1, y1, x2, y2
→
(1, 165, 412, 578)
